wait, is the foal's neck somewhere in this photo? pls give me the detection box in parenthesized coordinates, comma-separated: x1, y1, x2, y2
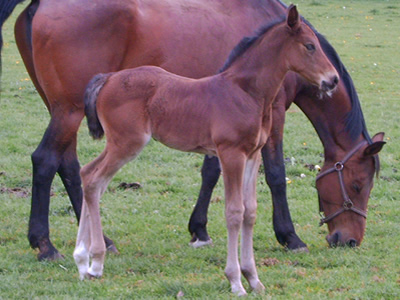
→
(222, 36, 288, 107)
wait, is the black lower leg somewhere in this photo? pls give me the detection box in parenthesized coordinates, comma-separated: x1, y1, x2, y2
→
(188, 155, 221, 242)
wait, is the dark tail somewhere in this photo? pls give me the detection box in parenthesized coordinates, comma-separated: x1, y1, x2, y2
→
(84, 73, 113, 140)
(0, 0, 27, 91)
(0, 0, 25, 50)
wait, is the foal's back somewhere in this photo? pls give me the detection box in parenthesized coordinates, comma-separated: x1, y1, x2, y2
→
(96, 66, 261, 155)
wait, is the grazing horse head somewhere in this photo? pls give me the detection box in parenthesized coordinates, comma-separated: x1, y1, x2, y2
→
(316, 132, 385, 247)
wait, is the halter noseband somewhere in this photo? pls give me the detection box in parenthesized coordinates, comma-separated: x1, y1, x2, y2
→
(316, 140, 369, 226)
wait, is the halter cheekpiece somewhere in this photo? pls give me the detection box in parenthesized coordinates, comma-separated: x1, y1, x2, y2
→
(316, 140, 369, 226)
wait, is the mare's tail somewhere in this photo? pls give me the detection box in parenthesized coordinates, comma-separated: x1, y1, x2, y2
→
(0, 0, 28, 90)
(0, 0, 26, 50)
(84, 73, 113, 140)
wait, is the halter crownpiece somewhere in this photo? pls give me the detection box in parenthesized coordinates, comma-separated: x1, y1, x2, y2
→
(316, 140, 369, 226)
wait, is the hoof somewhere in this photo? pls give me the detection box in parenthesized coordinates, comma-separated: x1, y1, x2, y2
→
(290, 246, 309, 254)
(189, 238, 213, 248)
(251, 281, 266, 294)
(106, 244, 120, 254)
(232, 287, 247, 297)
(37, 250, 64, 261)
(36, 239, 64, 261)
(86, 272, 102, 280)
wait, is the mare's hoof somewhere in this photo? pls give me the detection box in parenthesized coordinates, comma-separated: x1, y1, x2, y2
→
(189, 238, 213, 248)
(106, 244, 120, 254)
(290, 246, 309, 254)
(37, 249, 64, 261)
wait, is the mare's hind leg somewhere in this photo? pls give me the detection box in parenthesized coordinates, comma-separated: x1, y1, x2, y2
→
(29, 117, 78, 261)
(188, 155, 220, 247)
(241, 152, 265, 292)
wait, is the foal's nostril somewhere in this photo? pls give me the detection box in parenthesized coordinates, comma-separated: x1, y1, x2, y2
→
(346, 238, 358, 248)
(333, 75, 339, 85)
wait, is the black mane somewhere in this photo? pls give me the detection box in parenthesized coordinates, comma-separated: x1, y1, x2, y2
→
(310, 25, 371, 144)
(218, 16, 285, 73)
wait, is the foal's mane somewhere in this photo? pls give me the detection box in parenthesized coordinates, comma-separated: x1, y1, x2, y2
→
(218, 16, 286, 73)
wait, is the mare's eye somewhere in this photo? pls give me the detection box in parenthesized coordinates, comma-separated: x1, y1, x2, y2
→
(352, 183, 361, 194)
(304, 43, 316, 51)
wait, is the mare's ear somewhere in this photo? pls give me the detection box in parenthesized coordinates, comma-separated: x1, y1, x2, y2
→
(287, 4, 300, 31)
(364, 132, 386, 157)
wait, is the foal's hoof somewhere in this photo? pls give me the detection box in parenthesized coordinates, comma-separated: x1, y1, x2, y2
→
(85, 272, 102, 280)
(252, 281, 266, 294)
(189, 238, 213, 248)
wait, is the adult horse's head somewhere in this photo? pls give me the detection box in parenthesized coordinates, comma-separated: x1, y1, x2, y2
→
(282, 5, 339, 94)
(316, 133, 385, 247)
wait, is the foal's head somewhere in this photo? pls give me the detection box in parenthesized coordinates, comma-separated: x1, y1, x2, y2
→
(277, 5, 339, 94)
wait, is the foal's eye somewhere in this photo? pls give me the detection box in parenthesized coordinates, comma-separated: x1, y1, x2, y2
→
(304, 43, 316, 51)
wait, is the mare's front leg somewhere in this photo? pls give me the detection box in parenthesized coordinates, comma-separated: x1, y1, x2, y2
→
(262, 101, 308, 252)
(241, 152, 265, 293)
(188, 155, 220, 247)
(219, 149, 247, 296)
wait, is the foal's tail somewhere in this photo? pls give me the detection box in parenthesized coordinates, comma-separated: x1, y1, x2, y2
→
(84, 73, 113, 140)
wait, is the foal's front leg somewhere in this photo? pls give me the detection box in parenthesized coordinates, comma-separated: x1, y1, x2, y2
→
(219, 150, 247, 296)
(241, 152, 265, 292)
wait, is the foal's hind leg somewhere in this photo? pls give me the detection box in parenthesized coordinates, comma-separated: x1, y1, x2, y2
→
(58, 143, 118, 254)
(241, 152, 265, 292)
(73, 200, 91, 279)
(74, 134, 150, 279)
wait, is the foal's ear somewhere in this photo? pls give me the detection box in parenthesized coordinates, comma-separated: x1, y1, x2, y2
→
(286, 4, 300, 31)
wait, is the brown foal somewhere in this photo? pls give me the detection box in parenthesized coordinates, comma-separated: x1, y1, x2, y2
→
(74, 6, 338, 295)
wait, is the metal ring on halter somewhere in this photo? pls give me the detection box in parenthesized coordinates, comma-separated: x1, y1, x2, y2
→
(343, 201, 353, 210)
(334, 162, 344, 171)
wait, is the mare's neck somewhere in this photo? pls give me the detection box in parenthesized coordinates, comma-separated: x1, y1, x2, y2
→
(294, 79, 366, 162)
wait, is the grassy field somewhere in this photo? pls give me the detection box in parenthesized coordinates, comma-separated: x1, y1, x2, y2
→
(0, 0, 399, 298)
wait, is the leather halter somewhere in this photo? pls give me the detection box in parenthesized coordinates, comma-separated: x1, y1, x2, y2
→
(316, 140, 369, 226)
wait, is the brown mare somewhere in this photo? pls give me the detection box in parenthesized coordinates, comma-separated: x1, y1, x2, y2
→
(74, 6, 338, 295)
(1, 0, 384, 260)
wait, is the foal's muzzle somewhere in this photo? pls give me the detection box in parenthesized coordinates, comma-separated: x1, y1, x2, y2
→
(321, 75, 339, 93)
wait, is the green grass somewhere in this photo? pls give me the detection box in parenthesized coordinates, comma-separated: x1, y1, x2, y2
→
(1, 0, 399, 298)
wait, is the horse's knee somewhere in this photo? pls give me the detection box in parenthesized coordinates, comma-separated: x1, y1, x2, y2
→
(243, 203, 257, 226)
(226, 206, 244, 229)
